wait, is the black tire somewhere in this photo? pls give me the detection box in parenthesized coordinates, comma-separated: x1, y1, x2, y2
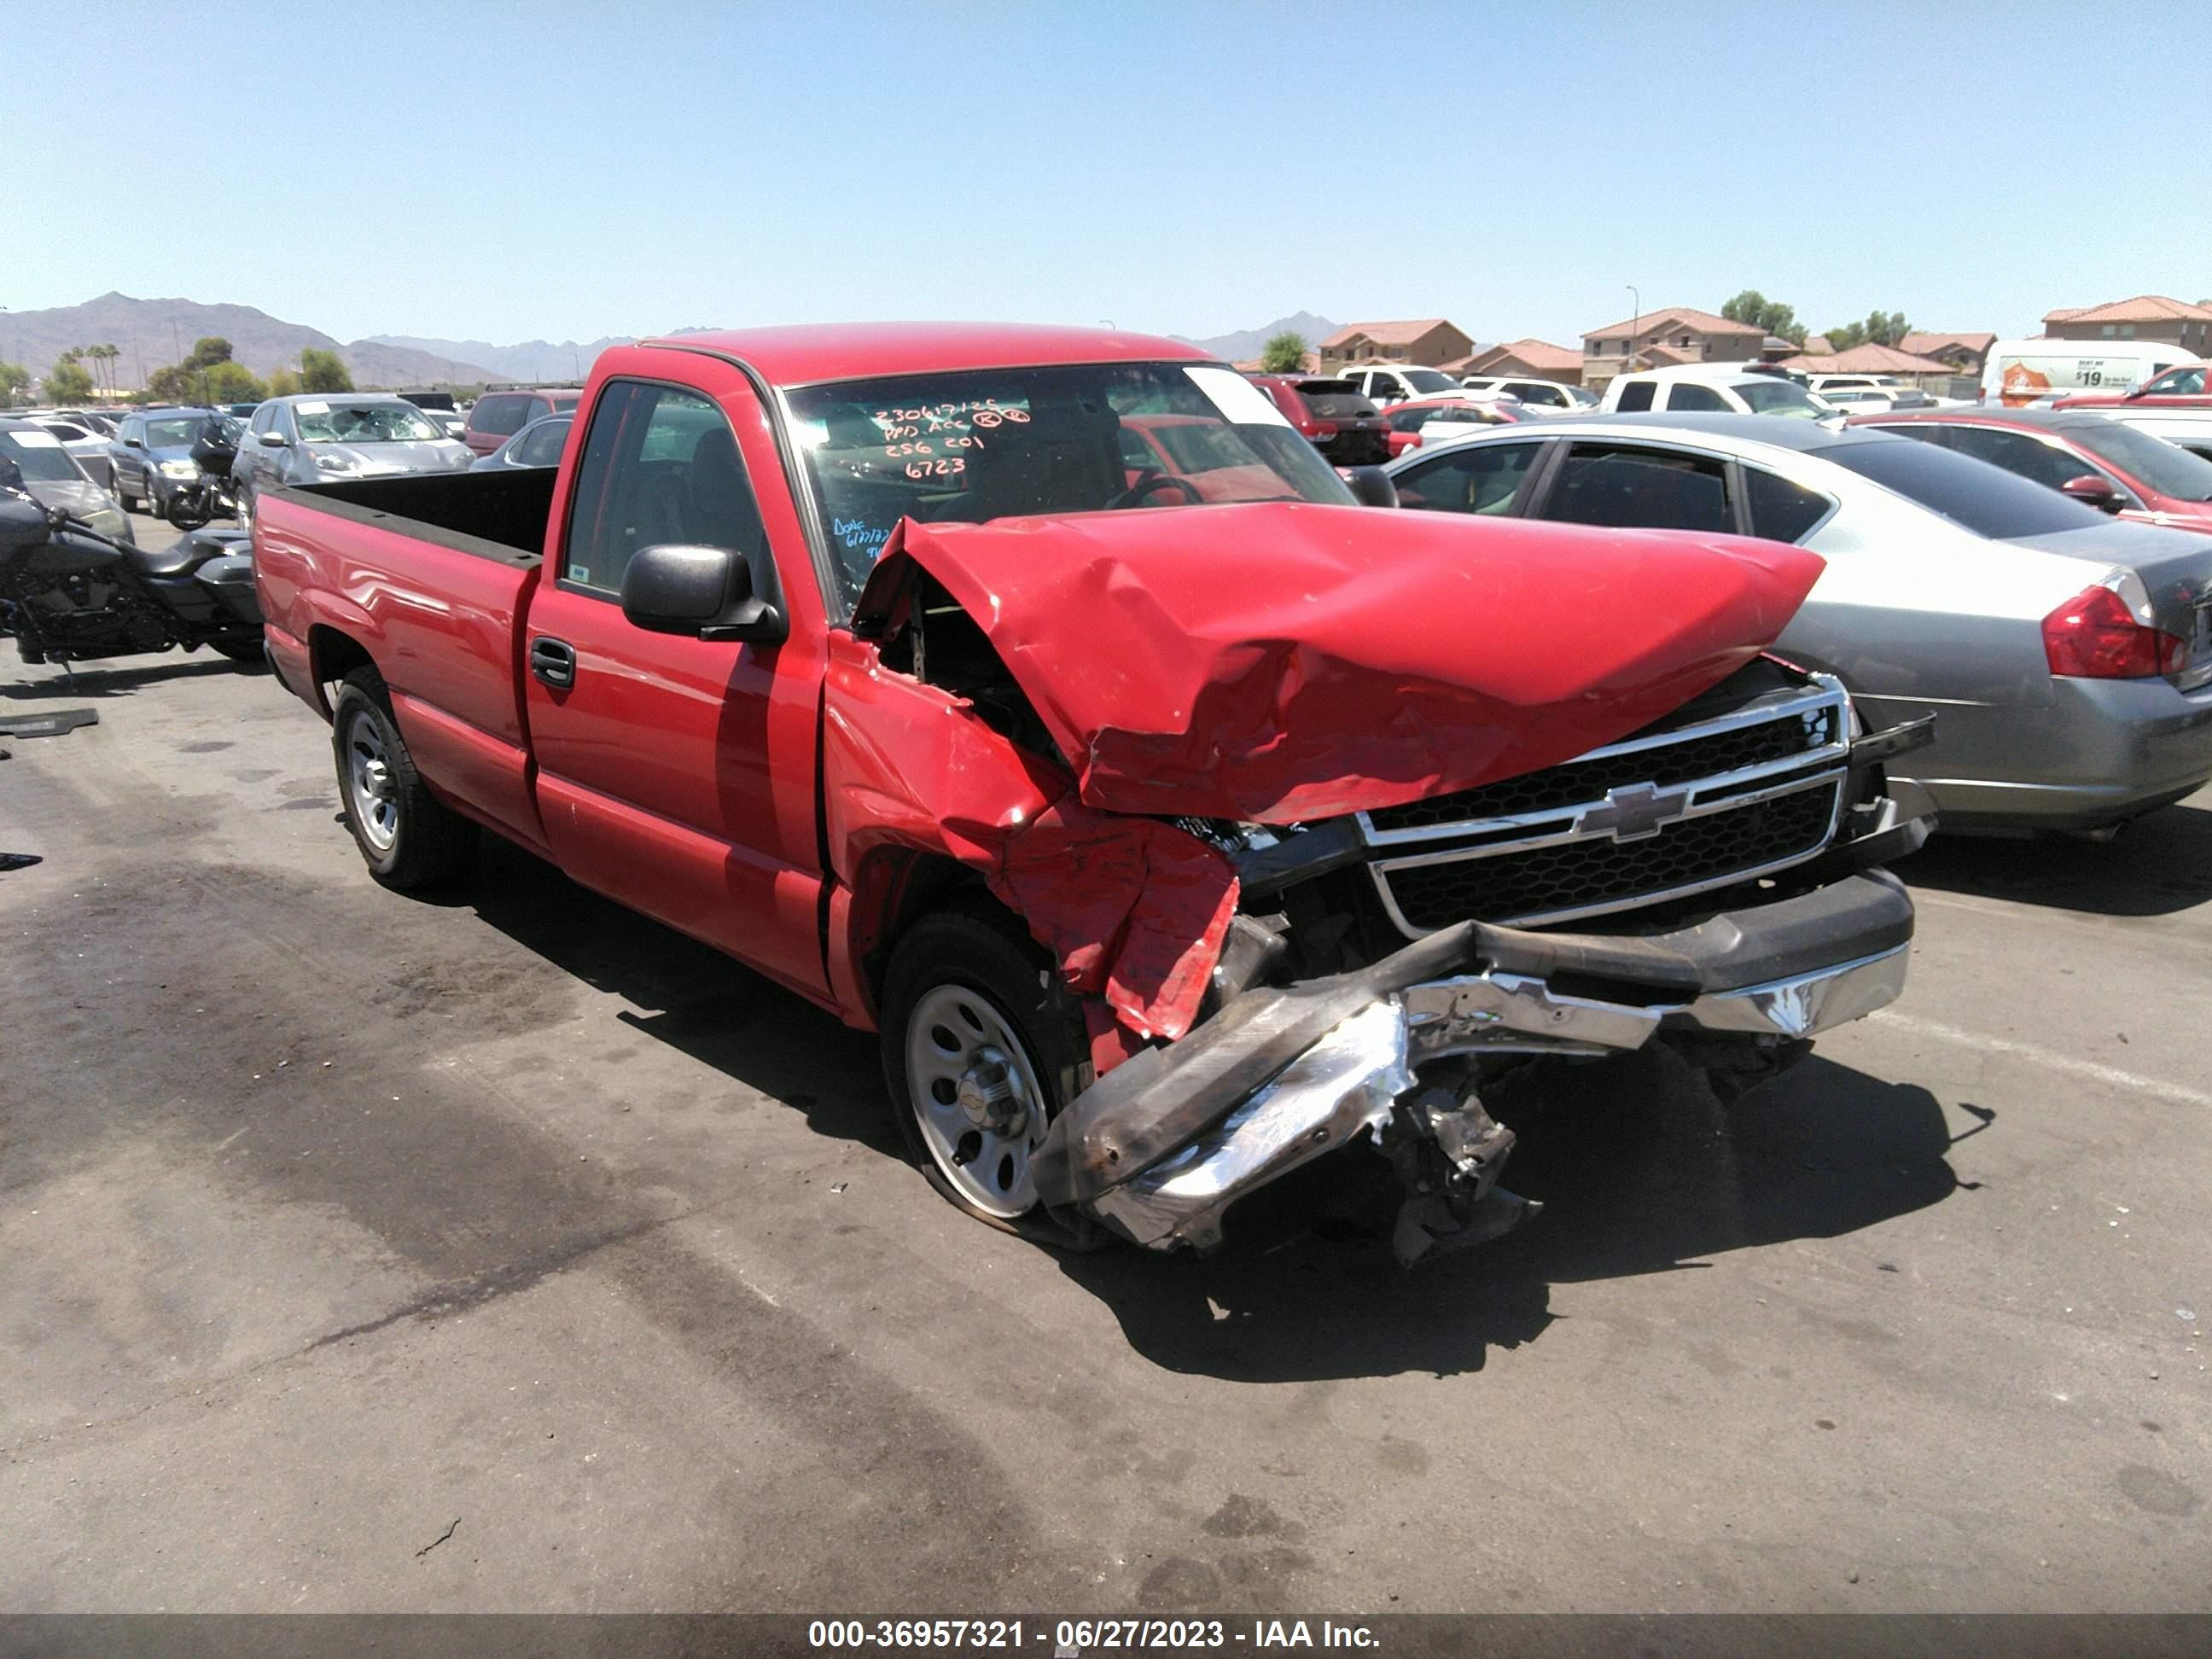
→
(166, 490, 211, 531)
(329, 666, 479, 890)
(210, 639, 265, 667)
(117, 474, 141, 513)
(879, 897, 1092, 1227)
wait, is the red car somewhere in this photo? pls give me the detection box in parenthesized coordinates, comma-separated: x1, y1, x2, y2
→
(1243, 373, 1389, 466)
(1848, 406, 2212, 534)
(1382, 395, 1528, 459)
(255, 323, 1927, 1260)
(2054, 361, 2212, 411)
(462, 387, 584, 456)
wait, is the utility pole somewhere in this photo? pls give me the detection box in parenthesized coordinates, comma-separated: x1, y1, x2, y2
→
(1625, 285, 1641, 374)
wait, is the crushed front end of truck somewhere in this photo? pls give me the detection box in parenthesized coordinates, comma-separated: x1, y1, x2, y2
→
(832, 503, 1936, 1261)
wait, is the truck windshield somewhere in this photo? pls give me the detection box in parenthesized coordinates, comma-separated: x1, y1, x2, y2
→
(786, 362, 1356, 603)
(297, 403, 445, 444)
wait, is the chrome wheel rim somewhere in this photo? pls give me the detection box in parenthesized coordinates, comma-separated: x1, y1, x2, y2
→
(343, 707, 399, 853)
(905, 982, 1051, 1218)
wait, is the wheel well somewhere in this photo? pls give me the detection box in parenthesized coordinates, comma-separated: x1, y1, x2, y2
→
(847, 847, 990, 1015)
(307, 626, 375, 720)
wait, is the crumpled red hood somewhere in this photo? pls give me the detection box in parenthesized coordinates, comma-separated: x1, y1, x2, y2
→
(869, 503, 1824, 824)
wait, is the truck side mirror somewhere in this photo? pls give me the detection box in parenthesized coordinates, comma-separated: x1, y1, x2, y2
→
(1342, 466, 1400, 509)
(620, 543, 786, 643)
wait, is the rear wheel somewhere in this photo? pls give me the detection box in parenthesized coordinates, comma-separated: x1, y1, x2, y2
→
(211, 640, 264, 667)
(330, 666, 478, 889)
(117, 474, 142, 512)
(880, 900, 1091, 1224)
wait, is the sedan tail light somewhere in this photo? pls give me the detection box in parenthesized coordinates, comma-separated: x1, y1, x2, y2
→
(2042, 582, 2188, 678)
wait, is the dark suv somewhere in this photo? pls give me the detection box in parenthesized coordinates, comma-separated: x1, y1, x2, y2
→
(1245, 375, 1390, 467)
(463, 387, 583, 457)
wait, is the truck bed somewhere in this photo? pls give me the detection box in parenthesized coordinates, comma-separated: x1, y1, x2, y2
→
(286, 469, 558, 564)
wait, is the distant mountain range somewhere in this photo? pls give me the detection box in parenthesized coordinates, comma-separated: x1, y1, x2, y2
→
(4, 294, 1353, 393)
(3, 294, 510, 390)
(1173, 312, 1339, 363)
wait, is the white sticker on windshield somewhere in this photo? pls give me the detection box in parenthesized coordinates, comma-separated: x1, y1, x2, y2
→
(6, 428, 62, 449)
(296, 400, 331, 415)
(1185, 365, 1294, 429)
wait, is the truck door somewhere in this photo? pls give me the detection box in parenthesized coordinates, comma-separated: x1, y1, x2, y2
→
(521, 365, 831, 1003)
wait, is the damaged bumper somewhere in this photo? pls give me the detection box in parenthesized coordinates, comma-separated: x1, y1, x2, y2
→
(1032, 870, 1916, 1255)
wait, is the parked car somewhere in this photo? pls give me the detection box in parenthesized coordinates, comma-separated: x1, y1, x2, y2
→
(2054, 360, 2212, 412)
(1848, 406, 2212, 535)
(254, 323, 1929, 1263)
(399, 388, 469, 438)
(462, 387, 584, 456)
(109, 406, 218, 515)
(1983, 340, 2201, 407)
(232, 394, 474, 529)
(2089, 411, 2212, 466)
(1334, 364, 1467, 405)
(0, 417, 132, 543)
(1456, 375, 1597, 413)
(49, 408, 120, 438)
(1807, 375, 1935, 413)
(27, 416, 118, 491)
(1382, 396, 1528, 458)
(1385, 413, 2212, 832)
(472, 410, 574, 470)
(1601, 365, 1840, 420)
(1243, 375, 1389, 466)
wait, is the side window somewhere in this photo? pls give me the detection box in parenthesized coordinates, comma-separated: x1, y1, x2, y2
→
(119, 417, 142, 443)
(2150, 366, 2205, 395)
(562, 381, 768, 600)
(1614, 380, 1656, 412)
(1544, 444, 1734, 533)
(1387, 406, 1434, 434)
(1743, 468, 1835, 544)
(1665, 382, 1729, 412)
(514, 419, 570, 468)
(473, 395, 527, 437)
(247, 406, 271, 437)
(1116, 428, 1156, 470)
(1947, 426, 2098, 491)
(1395, 443, 1543, 515)
(1512, 383, 1567, 407)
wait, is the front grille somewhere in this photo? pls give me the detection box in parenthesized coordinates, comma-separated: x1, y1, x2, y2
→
(1355, 673, 1853, 934)
(1368, 701, 1840, 832)
(1381, 780, 1841, 931)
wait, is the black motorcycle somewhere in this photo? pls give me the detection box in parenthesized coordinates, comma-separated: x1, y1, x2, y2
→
(164, 415, 244, 531)
(1, 461, 264, 678)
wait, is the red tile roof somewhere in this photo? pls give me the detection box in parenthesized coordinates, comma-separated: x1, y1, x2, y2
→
(1581, 306, 1765, 341)
(1780, 344, 1959, 375)
(1897, 332, 1995, 357)
(1464, 337, 1582, 374)
(2041, 295, 2212, 325)
(1319, 318, 1460, 349)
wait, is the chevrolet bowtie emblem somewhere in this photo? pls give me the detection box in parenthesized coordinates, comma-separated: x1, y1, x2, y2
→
(1574, 781, 1691, 841)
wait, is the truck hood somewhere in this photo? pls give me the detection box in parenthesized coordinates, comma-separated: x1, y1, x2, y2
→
(860, 503, 1825, 823)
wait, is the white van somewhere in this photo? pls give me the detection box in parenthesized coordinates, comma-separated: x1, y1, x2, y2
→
(1982, 339, 2202, 406)
(1598, 364, 1837, 420)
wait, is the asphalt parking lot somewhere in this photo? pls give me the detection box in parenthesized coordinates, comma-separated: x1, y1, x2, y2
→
(3, 509, 2209, 1615)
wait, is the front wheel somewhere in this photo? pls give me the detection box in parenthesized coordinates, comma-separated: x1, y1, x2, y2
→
(234, 486, 254, 533)
(879, 900, 1092, 1225)
(166, 488, 212, 531)
(330, 667, 479, 889)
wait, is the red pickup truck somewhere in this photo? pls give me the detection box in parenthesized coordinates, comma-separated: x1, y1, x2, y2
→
(256, 323, 1934, 1264)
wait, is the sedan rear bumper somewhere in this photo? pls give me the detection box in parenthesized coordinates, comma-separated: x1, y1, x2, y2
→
(1034, 870, 1916, 1254)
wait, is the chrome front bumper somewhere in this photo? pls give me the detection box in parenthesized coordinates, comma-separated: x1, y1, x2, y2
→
(1034, 870, 1920, 1255)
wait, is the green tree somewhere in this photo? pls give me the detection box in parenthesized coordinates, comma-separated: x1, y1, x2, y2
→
(1822, 310, 1912, 352)
(0, 361, 29, 406)
(1720, 289, 1806, 346)
(266, 367, 301, 398)
(201, 361, 269, 403)
(299, 348, 354, 393)
(47, 352, 95, 402)
(1259, 331, 1309, 373)
(185, 336, 235, 369)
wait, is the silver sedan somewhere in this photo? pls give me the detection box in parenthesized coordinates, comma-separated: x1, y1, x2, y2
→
(1384, 413, 2212, 833)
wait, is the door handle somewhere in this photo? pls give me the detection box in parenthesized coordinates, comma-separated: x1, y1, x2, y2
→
(529, 637, 577, 689)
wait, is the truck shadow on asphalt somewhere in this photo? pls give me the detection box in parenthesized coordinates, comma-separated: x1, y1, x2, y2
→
(1057, 1051, 1969, 1381)
(1899, 804, 2212, 917)
(0, 656, 256, 701)
(437, 840, 1970, 1383)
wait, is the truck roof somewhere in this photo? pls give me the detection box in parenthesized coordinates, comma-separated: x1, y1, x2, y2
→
(636, 323, 1212, 387)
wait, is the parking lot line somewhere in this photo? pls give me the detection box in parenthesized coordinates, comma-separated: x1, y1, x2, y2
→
(1869, 1010, 2212, 1108)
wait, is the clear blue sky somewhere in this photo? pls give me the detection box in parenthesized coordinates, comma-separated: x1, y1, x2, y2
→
(9, 1, 2205, 348)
